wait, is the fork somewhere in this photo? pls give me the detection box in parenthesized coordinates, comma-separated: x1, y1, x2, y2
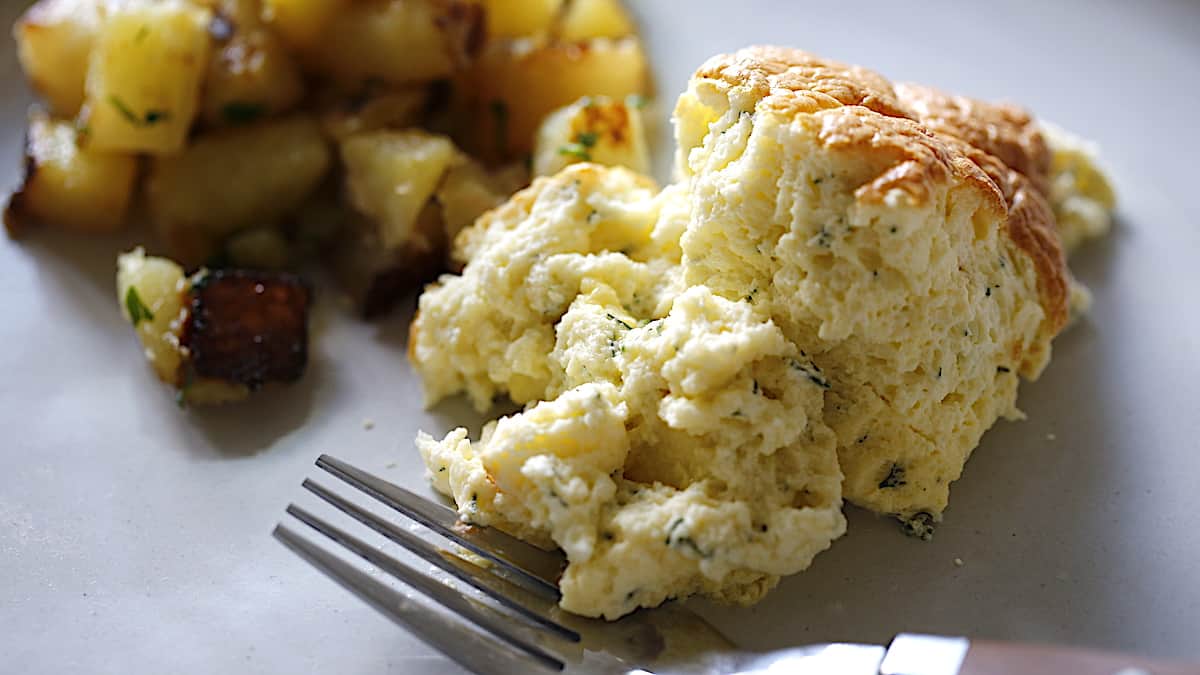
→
(273, 455, 1198, 675)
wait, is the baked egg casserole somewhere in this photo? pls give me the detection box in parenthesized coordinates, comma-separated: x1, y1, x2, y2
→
(411, 46, 1115, 618)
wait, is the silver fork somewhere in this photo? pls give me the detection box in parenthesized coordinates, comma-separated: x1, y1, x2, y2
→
(272, 456, 971, 675)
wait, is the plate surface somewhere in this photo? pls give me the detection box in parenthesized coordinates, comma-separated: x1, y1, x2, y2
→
(3, 1, 1199, 672)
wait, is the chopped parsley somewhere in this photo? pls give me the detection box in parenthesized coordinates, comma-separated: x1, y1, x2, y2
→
(108, 95, 170, 127)
(606, 312, 633, 330)
(558, 142, 591, 161)
(221, 101, 264, 125)
(559, 130, 599, 161)
(789, 358, 831, 389)
(135, 25, 150, 43)
(879, 463, 907, 489)
(124, 287, 154, 326)
(489, 100, 508, 157)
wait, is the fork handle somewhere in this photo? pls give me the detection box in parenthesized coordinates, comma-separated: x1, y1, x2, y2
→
(959, 640, 1198, 675)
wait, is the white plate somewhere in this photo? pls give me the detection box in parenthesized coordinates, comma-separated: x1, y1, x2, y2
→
(3, 1, 1199, 672)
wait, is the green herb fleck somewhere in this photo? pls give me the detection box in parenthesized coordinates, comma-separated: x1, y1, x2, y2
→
(626, 93, 647, 109)
(108, 95, 170, 127)
(575, 131, 598, 148)
(222, 101, 264, 125)
(606, 312, 633, 330)
(997, 365, 1011, 373)
(135, 24, 150, 43)
(490, 100, 508, 157)
(558, 142, 591, 161)
(879, 463, 907, 489)
(789, 358, 831, 389)
(125, 287, 154, 326)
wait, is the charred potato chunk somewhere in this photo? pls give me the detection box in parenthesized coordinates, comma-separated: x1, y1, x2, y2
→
(182, 269, 312, 392)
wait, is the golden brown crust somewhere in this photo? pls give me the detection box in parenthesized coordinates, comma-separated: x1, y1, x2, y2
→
(807, 105, 1005, 215)
(691, 45, 1069, 339)
(695, 46, 913, 118)
(893, 82, 1051, 196)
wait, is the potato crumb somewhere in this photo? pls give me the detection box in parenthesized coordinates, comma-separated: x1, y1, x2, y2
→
(362, 418, 375, 430)
(1046, 432, 1057, 441)
(953, 557, 964, 567)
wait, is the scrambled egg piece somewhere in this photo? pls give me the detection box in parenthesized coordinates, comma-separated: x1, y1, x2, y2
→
(411, 46, 1113, 617)
(1040, 121, 1117, 253)
(415, 166, 844, 618)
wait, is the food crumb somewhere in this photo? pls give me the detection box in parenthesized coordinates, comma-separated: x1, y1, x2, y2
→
(362, 418, 375, 430)
(1046, 432, 1057, 440)
(953, 557, 964, 567)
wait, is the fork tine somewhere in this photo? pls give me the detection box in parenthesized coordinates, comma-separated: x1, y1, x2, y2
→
(301, 478, 579, 643)
(315, 455, 564, 596)
(273, 522, 560, 675)
(282, 504, 565, 671)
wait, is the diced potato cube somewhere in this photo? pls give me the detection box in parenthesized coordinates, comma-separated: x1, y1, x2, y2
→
(277, 0, 484, 85)
(13, 0, 103, 117)
(319, 86, 429, 141)
(200, 0, 305, 127)
(556, 0, 634, 41)
(481, 0, 562, 38)
(117, 251, 311, 404)
(83, 0, 212, 154)
(435, 157, 526, 243)
(181, 269, 311, 393)
(459, 36, 649, 159)
(340, 129, 457, 250)
(117, 247, 189, 385)
(261, 0, 346, 49)
(532, 95, 648, 176)
(5, 113, 138, 237)
(144, 115, 331, 266)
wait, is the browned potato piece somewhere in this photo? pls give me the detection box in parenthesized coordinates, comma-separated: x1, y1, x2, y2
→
(269, 0, 484, 85)
(340, 129, 458, 250)
(555, 0, 634, 41)
(332, 205, 445, 317)
(199, 0, 305, 127)
(261, 0, 346, 49)
(145, 115, 331, 266)
(82, 0, 212, 154)
(13, 0, 103, 117)
(319, 85, 429, 141)
(181, 269, 312, 391)
(532, 94, 648, 176)
(5, 113, 138, 237)
(458, 36, 649, 160)
(481, 0, 562, 38)
(435, 157, 526, 244)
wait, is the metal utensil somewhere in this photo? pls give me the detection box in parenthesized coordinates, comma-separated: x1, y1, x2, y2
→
(274, 455, 1196, 675)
